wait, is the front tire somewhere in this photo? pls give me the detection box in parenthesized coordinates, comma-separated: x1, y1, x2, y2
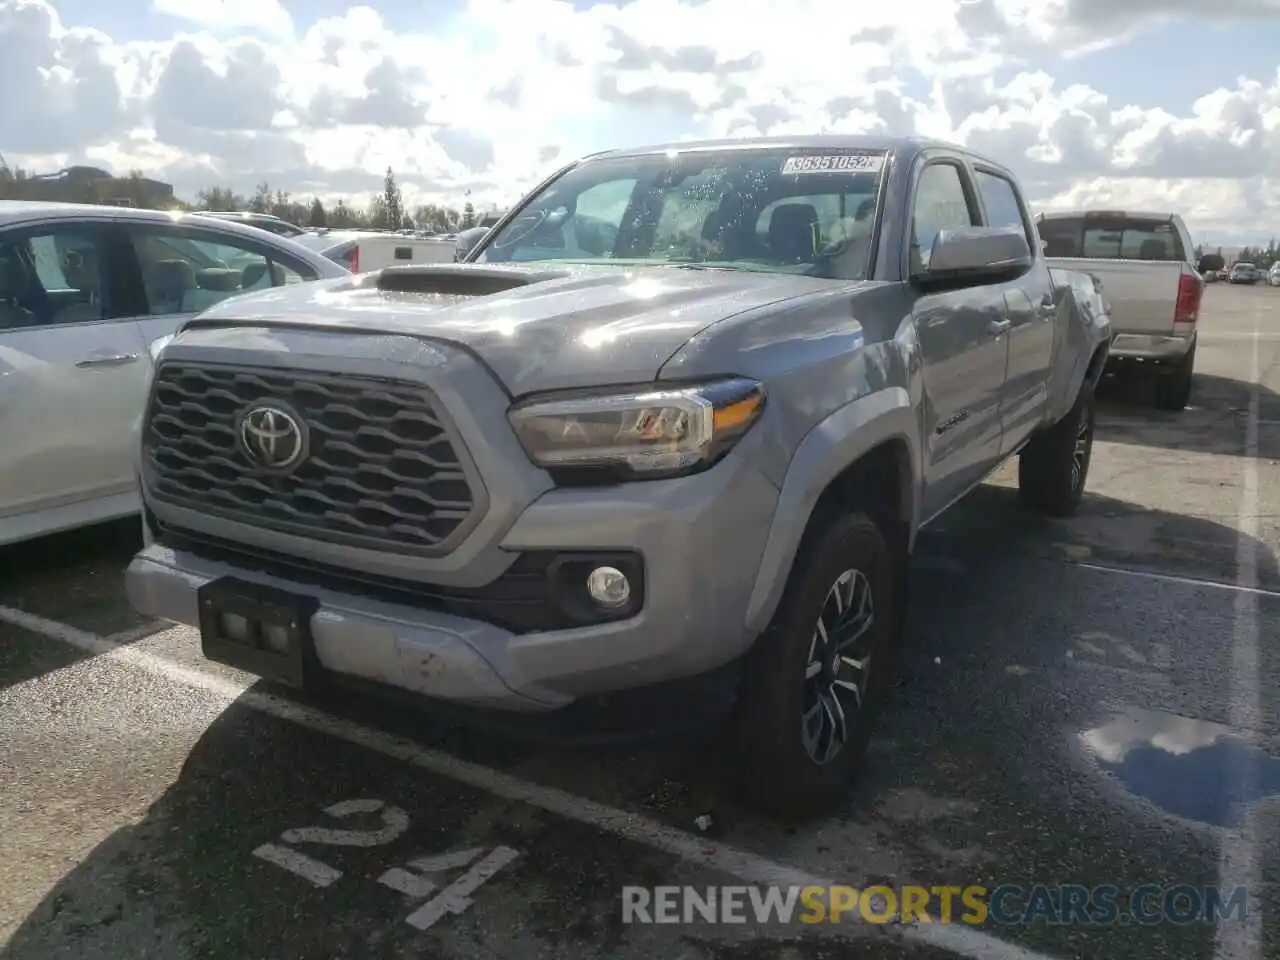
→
(1018, 384, 1096, 517)
(735, 513, 897, 820)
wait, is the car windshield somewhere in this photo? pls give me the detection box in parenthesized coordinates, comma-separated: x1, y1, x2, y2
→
(474, 147, 887, 281)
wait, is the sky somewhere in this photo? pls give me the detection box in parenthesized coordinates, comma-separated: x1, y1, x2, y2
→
(3, 0, 1280, 247)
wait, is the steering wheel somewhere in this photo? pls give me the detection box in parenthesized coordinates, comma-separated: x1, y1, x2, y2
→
(492, 208, 553, 249)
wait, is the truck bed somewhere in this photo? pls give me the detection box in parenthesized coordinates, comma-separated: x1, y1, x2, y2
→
(1043, 257, 1185, 337)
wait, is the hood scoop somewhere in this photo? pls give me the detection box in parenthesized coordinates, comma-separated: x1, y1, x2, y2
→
(370, 264, 569, 298)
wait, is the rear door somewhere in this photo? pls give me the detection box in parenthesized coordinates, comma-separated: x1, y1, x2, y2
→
(1037, 213, 1187, 336)
(0, 220, 150, 526)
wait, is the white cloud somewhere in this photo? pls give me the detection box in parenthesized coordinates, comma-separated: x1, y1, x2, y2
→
(1081, 708, 1231, 765)
(2, 0, 1279, 241)
(152, 0, 294, 37)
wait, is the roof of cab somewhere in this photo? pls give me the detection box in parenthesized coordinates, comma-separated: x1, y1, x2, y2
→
(1038, 210, 1179, 221)
(0, 200, 312, 244)
(581, 134, 1010, 171)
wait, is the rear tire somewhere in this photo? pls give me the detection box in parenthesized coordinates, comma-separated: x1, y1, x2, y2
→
(1154, 342, 1195, 411)
(735, 513, 897, 821)
(1018, 384, 1095, 517)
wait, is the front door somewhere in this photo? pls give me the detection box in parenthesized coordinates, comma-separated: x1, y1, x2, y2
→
(908, 159, 1011, 521)
(0, 222, 151, 523)
(122, 220, 322, 347)
(970, 167, 1056, 454)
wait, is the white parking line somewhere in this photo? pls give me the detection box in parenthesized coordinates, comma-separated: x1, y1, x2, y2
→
(1069, 561, 1280, 601)
(1192, 335, 1280, 343)
(100, 619, 172, 646)
(0, 603, 1062, 960)
(1213, 306, 1266, 960)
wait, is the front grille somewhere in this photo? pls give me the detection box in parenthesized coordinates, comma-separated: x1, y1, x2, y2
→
(144, 363, 479, 554)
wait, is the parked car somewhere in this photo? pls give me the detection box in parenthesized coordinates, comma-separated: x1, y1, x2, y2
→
(191, 211, 307, 238)
(1229, 262, 1261, 285)
(1269, 263, 1280, 287)
(125, 136, 1111, 818)
(292, 229, 455, 272)
(1036, 210, 1204, 411)
(0, 200, 349, 547)
(451, 214, 508, 262)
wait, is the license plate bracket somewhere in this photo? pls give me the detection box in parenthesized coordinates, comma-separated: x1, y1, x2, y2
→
(197, 577, 320, 689)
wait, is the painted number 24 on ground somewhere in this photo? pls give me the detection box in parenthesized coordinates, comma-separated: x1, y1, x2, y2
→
(251, 797, 519, 931)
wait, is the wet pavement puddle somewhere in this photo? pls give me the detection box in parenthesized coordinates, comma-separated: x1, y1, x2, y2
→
(1081, 707, 1280, 827)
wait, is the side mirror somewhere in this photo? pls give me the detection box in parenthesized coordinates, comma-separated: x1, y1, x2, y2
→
(913, 227, 1032, 289)
(1197, 253, 1224, 275)
(454, 226, 489, 262)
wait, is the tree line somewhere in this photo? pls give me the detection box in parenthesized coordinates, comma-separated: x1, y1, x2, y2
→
(1196, 242, 1279, 269)
(1, 161, 487, 233)
(199, 169, 484, 233)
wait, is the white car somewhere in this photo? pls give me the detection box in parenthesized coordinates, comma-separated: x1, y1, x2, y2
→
(291, 230, 456, 272)
(0, 200, 349, 547)
(1228, 262, 1260, 284)
(1269, 264, 1280, 287)
(191, 210, 307, 238)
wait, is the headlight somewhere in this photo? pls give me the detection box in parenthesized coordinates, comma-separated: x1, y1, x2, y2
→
(148, 334, 174, 361)
(507, 377, 766, 480)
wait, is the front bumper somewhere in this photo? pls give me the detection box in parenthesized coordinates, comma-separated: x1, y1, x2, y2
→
(127, 447, 781, 713)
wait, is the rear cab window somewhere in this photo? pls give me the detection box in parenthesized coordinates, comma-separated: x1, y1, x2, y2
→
(1038, 214, 1186, 262)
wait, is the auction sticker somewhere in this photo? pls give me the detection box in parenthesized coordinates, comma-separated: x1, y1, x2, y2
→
(781, 153, 885, 175)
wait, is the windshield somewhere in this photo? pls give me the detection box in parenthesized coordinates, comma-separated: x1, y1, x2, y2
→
(474, 147, 887, 280)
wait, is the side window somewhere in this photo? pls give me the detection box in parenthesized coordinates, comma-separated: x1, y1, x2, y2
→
(911, 163, 977, 272)
(975, 170, 1032, 247)
(128, 227, 314, 316)
(0, 225, 107, 330)
(576, 179, 636, 224)
(502, 178, 635, 261)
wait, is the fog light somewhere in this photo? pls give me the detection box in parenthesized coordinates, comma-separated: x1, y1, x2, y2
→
(586, 565, 631, 608)
(221, 612, 251, 643)
(262, 623, 292, 655)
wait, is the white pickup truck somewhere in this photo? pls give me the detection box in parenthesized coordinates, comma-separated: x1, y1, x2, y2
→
(1037, 210, 1209, 411)
(293, 230, 457, 273)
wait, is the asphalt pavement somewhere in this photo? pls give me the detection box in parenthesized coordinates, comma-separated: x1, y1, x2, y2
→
(2, 283, 1279, 960)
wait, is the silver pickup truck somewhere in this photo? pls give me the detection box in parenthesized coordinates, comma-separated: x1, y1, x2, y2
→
(126, 136, 1111, 818)
(1038, 210, 1208, 410)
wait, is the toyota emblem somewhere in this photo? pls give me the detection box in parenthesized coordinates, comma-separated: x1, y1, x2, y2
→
(238, 405, 307, 470)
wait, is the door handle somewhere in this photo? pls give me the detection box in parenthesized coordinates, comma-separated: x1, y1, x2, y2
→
(76, 353, 140, 368)
(988, 319, 1012, 336)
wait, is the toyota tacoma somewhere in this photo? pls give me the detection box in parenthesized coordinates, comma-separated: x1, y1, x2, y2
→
(126, 136, 1112, 818)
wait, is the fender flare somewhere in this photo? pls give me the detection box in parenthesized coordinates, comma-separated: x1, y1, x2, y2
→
(743, 387, 919, 635)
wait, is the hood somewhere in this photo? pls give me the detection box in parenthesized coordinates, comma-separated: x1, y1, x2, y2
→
(189, 263, 836, 395)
